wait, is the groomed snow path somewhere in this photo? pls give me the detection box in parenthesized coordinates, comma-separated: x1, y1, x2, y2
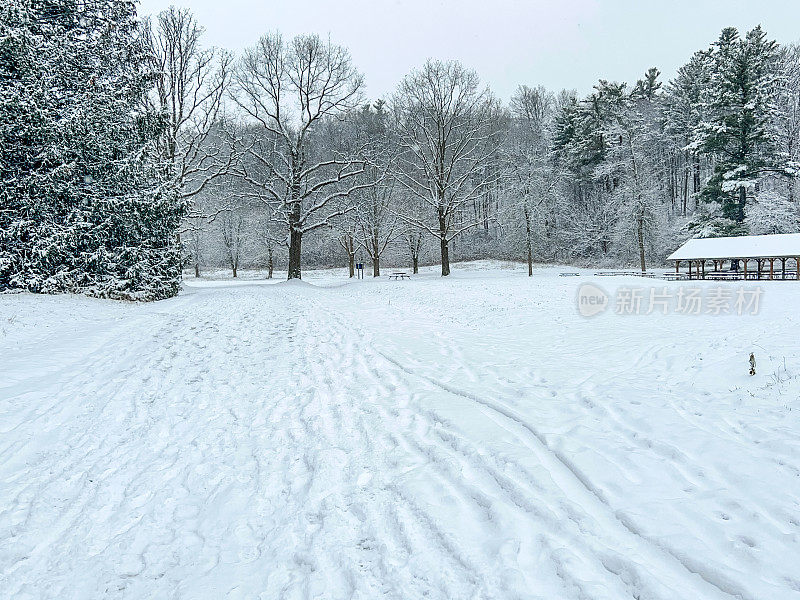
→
(2, 266, 799, 599)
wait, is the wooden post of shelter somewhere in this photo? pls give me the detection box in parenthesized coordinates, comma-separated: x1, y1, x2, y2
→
(781, 258, 786, 280)
(769, 258, 774, 280)
(743, 259, 747, 280)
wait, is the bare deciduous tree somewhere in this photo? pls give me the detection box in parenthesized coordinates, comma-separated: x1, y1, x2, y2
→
(255, 215, 282, 279)
(144, 7, 232, 202)
(335, 218, 359, 277)
(351, 101, 398, 277)
(356, 164, 397, 276)
(232, 32, 370, 279)
(404, 229, 424, 274)
(393, 60, 503, 276)
(505, 85, 561, 276)
(219, 202, 248, 278)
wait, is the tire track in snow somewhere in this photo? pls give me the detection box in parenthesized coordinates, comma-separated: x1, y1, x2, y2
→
(371, 347, 748, 600)
(384, 316, 800, 600)
(356, 353, 674, 600)
(574, 384, 797, 546)
(315, 302, 685, 599)
(314, 298, 724, 598)
(288, 296, 502, 599)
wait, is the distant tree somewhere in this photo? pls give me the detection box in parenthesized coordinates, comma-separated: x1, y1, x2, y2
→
(185, 214, 205, 277)
(663, 50, 713, 214)
(143, 6, 232, 203)
(356, 170, 397, 276)
(335, 217, 359, 277)
(404, 230, 424, 274)
(352, 101, 398, 276)
(219, 203, 248, 278)
(259, 221, 281, 279)
(232, 32, 370, 279)
(505, 85, 559, 275)
(553, 84, 622, 258)
(393, 60, 503, 276)
(603, 70, 665, 272)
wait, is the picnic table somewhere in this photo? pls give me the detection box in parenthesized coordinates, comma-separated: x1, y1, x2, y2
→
(705, 271, 744, 281)
(389, 271, 410, 280)
(661, 272, 688, 281)
(559, 272, 580, 277)
(594, 270, 648, 277)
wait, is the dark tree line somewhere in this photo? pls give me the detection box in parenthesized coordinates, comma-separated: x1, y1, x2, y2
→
(3, 3, 799, 297)
(188, 21, 800, 281)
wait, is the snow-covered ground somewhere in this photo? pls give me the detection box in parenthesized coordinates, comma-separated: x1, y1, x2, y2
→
(2, 262, 799, 599)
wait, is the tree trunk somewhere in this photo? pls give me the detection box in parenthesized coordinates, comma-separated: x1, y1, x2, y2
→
(288, 167, 303, 280)
(527, 242, 533, 277)
(440, 236, 450, 276)
(412, 256, 419, 274)
(342, 233, 355, 277)
(637, 211, 646, 273)
(232, 265, 237, 278)
(372, 238, 380, 277)
(682, 168, 689, 216)
(288, 227, 302, 280)
(438, 211, 450, 276)
(524, 205, 533, 277)
(194, 263, 200, 278)
(267, 248, 273, 279)
(483, 193, 490, 235)
(737, 186, 747, 223)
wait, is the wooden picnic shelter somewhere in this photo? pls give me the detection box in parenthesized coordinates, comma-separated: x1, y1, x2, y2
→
(667, 233, 800, 281)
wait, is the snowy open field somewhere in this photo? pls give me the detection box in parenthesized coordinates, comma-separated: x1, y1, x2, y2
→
(2, 262, 800, 600)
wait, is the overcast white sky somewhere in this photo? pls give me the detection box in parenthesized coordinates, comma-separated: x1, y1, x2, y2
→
(136, 0, 800, 102)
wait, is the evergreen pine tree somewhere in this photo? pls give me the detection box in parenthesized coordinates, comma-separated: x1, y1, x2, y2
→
(697, 26, 786, 235)
(663, 50, 713, 214)
(0, 0, 183, 300)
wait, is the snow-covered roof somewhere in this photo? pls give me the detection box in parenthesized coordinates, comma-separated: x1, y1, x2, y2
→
(667, 233, 800, 261)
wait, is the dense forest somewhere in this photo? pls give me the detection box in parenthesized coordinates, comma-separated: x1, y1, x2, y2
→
(2, 1, 799, 296)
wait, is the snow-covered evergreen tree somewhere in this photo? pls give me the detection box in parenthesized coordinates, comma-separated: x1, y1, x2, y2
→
(553, 82, 627, 259)
(696, 26, 787, 235)
(0, 0, 183, 300)
(663, 50, 713, 215)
